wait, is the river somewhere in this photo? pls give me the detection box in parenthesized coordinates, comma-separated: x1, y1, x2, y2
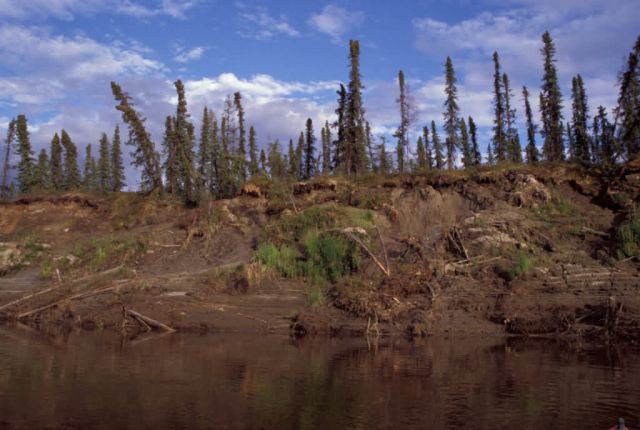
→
(0, 328, 638, 429)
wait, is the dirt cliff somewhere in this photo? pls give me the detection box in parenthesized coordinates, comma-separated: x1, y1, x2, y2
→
(0, 163, 638, 342)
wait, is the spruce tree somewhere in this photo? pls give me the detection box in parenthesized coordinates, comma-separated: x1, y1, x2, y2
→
(248, 126, 259, 178)
(615, 36, 640, 159)
(422, 126, 433, 170)
(234, 92, 247, 181)
(503, 73, 521, 163)
(162, 116, 178, 194)
(267, 140, 287, 179)
(345, 40, 368, 174)
(539, 31, 565, 161)
(468, 117, 481, 166)
(522, 86, 540, 164)
(287, 139, 298, 179)
(111, 81, 162, 192)
(1, 119, 16, 197)
(259, 149, 267, 175)
(322, 121, 331, 174)
(209, 116, 221, 196)
(110, 126, 125, 192)
(303, 118, 316, 180)
(492, 52, 507, 161)
(431, 120, 444, 169)
(97, 133, 111, 192)
(174, 80, 198, 205)
(443, 57, 460, 169)
(459, 118, 472, 168)
(61, 129, 80, 190)
(593, 106, 616, 167)
(332, 84, 347, 172)
(378, 137, 390, 175)
(365, 121, 376, 173)
(34, 149, 51, 190)
(15, 115, 36, 193)
(395, 70, 410, 172)
(486, 142, 495, 165)
(416, 136, 426, 173)
(83, 144, 97, 190)
(198, 107, 212, 190)
(571, 74, 591, 164)
(296, 132, 304, 180)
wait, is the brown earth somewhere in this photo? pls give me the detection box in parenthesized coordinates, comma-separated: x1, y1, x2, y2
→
(0, 162, 639, 342)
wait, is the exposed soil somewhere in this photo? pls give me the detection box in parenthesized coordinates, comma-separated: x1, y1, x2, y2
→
(1, 162, 639, 342)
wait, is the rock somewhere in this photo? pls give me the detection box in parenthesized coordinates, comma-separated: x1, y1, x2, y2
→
(511, 174, 551, 208)
(241, 183, 262, 198)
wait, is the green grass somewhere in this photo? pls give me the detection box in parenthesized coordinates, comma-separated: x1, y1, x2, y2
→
(617, 206, 640, 258)
(503, 251, 532, 281)
(73, 235, 147, 271)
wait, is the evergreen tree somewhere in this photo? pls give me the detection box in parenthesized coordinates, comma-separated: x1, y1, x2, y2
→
(522, 86, 540, 164)
(322, 121, 331, 174)
(492, 52, 507, 161)
(209, 116, 221, 196)
(468, 117, 481, 166)
(234, 92, 247, 181)
(60, 129, 80, 190)
(377, 136, 390, 175)
(615, 36, 640, 159)
(198, 107, 212, 190)
(394, 70, 410, 172)
(287, 139, 298, 179)
(539, 32, 565, 161)
(486, 142, 495, 165)
(34, 149, 51, 190)
(15, 115, 36, 193)
(110, 126, 125, 192)
(571, 74, 591, 164)
(97, 133, 111, 192)
(431, 120, 444, 169)
(162, 116, 178, 194)
(296, 132, 304, 180)
(303, 118, 316, 180)
(111, 81, 162, 192)
(503, 73, 521, 163)
(332, 84, 347, 172)
(459, 118, 472, 168)
(259, 149, 267, 175)
(416, 136, 427, 173)
(248, 126, 259, 178)
(443, 57, 460, 169)
(1, 119, 16, 197)
(423, 126, 434, 170)
(174, 80, 198, 205)
(267, 140, 287, 179)
(344, 40, 369, 174)
(593, 106, 617, 167)
(566, 123, 575, 161)
(83, 144, 97, 190)
(365, 121, 376, 173)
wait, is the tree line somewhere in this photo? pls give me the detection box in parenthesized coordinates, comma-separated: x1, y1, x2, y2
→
(1, 33, 639, 202)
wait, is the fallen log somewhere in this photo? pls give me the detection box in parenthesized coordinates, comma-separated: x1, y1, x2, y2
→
(125, 308, 175, 333)
(17, 285, 116, 320)
(0, 284, 63, 313)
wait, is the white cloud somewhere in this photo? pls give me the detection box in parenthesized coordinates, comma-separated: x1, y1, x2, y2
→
(0, 0, 200, 20)
(308, 5, 364, 42)
(236, 5, 300, 40)
(173, 46, 205, 63)
(0, 24, 164, 84)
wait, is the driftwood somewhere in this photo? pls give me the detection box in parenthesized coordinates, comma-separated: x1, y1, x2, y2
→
(0, 265, 126, 314)
(330, 227, 391, 277)
(580, 227, 609, 238)
(125, 308, 175, 332)
(17, 285, 116, 320)
(448, 227, 469, 260)
(0, 284, 64, 313)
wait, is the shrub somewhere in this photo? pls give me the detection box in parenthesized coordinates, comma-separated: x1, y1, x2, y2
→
(617, 206, 640, 258)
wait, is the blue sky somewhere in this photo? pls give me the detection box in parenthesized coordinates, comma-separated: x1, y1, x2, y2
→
(0, 0, 638, 187)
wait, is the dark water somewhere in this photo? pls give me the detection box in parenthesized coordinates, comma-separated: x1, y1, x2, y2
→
(0, 328, 638, 430)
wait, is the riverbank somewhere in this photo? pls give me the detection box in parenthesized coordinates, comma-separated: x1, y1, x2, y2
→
(1, 162, 639, 342)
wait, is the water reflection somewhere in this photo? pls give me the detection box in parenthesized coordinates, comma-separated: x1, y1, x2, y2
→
(0, 327, 638, 429)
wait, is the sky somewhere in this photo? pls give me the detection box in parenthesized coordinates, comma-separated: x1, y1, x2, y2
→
(0, 0, 638, 187)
